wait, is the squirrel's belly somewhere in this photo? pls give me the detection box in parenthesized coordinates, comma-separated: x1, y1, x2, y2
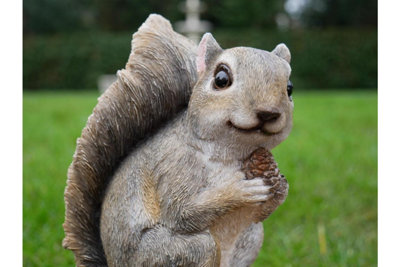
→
(210, 206, 260, 266)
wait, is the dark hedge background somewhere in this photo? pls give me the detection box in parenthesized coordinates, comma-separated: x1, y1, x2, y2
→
(23, 0, 377, 90)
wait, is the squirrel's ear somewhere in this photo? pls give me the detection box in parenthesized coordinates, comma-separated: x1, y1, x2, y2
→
(196, 33, 223, 74)
(272, 43, 291, 63)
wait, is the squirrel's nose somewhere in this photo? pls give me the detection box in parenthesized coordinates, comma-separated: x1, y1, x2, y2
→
(257, 110, 281, 123)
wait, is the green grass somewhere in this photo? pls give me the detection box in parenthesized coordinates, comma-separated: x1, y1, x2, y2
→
(23, 90, 377, 266)
(23, 91, 98, 267)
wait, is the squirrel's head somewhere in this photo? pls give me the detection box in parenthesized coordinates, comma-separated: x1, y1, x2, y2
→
(188, 33, 294, 154)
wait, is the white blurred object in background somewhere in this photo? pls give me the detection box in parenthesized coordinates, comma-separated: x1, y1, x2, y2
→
(98, 74, 116, 94)
(175, 0, 212, 43)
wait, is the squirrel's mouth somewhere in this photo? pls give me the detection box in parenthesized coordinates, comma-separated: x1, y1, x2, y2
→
(227, 121, 278, 136)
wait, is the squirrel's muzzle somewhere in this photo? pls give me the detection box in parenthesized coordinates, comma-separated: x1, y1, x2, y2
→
(256, 108, 287, 135)
(228, 108, 285, 135)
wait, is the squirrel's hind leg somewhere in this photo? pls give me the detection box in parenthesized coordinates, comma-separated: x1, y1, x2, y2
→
(101, 159, 219, 266)
(132, 225, 219, 266)
(101, 203, 219, 266)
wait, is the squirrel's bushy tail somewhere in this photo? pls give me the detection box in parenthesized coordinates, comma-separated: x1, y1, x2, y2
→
(63, 14, 198, 266)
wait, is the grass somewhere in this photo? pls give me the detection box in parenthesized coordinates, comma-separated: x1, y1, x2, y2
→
(23, 91, 98, 267)
(23, 90, 377, 266)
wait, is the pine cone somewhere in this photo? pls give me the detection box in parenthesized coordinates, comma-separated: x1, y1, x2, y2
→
(242, 147, 289, 222)
(242, 147, 281, 185)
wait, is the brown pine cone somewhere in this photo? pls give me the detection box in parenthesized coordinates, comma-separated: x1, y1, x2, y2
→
(241, 147, 281, 186)
(242, 147, 289, 222)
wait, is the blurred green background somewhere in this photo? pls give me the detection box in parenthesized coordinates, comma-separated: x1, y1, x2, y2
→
(23, 0, 377, 266)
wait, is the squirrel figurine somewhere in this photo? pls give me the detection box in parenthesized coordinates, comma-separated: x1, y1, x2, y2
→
(63, 14, 293, 267)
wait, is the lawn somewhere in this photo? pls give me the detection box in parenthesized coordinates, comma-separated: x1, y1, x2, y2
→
(23, 90, 377, 266)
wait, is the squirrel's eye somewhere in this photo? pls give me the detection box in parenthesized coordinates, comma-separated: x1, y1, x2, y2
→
(213, 64, 232, 90)
(287, 80, 293, 100)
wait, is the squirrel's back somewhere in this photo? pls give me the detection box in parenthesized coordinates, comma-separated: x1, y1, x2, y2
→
(63, 14, 198, 266)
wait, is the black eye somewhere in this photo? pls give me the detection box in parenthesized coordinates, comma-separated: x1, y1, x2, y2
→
(287, 80, 293, 100)
(213, 64, 232, 90)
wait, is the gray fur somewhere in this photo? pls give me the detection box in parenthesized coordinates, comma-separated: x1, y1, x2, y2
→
(64, 14, 293, 267)
(229, 223, 264, 266)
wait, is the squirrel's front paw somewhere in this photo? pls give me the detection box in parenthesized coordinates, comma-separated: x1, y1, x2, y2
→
(265, 175, 288, 203)
(253, 175, 288, 221)
(236, 178, 271, 204)
(240, 147, 289, 206)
